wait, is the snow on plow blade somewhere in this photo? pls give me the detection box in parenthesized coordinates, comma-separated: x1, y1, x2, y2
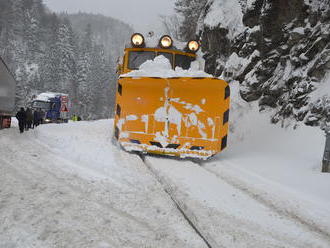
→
(114, 76, 230, 159)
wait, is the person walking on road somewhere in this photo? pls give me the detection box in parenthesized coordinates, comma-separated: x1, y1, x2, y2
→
(26, 108, 33, 130)
(16, 108, 27, 133)
(39, 109, 45, 124)
(33, 109, 40, 128)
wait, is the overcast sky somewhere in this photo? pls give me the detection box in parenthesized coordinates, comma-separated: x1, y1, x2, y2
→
(43, 0, 176, 33)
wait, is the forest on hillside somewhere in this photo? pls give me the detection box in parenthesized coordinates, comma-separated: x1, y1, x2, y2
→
(1, 0, 329, 126)
(0, 0, 133, 119)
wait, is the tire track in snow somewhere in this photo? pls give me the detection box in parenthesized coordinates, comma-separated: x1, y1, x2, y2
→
(0, 124, 209, 248)
(144, 155, 330, 248)
(0, 154, 155, 237)
(200, 162, 330, 243)
(0, 138, 154, 232)
(140, 155, 217, 248)
(0, 144, 159, 247)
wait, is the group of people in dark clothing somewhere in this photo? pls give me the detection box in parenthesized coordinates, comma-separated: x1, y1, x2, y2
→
(16, 107, 44, 133)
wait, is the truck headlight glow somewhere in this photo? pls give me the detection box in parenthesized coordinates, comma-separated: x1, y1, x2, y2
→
(131, 33, 145, 47)
(159, 35, 173, 49)
(188, 40, 200, 53)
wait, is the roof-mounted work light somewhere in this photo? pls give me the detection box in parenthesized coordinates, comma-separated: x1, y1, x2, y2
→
(159, 35, 173, 49)
(131, 33, 145, 48)
(187, 40, 200, 53)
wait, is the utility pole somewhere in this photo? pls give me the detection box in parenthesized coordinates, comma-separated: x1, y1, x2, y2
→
(322, 130, 330, 173)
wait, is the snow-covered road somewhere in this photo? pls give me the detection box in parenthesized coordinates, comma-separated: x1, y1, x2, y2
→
(144, 88, 330, 247)
(144, 84, 330, 248)
(0, 120, 207, 248)
(147, 156, 330, 247)
(1, 118, 330, 248)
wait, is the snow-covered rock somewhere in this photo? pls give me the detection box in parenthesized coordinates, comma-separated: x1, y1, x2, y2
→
(196, 0, 330, 129)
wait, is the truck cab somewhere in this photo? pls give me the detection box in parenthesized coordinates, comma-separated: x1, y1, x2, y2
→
(31, 93, 70, 123)
(114, 34, 230, 159)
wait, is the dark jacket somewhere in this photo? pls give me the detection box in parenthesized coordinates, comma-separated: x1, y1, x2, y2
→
(26, 109, 33, 122)
(33, 111, 39, 122)
(16, 110, 27, 123)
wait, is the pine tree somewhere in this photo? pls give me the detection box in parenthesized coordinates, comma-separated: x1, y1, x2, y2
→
(175, 0, 208, 40)
(56, 20, 77, 91)
(89, 44, 111, 119)
(76, 24, 93, 118)
(0, 1, 121, 118)
(24, 0, 44, 61)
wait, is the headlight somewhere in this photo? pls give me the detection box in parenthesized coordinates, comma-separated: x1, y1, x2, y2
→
(187, 40, 200, 53)
(159, 35, 173, 49)
(45, 119, 51, 123)
(131, 33, 145, 47)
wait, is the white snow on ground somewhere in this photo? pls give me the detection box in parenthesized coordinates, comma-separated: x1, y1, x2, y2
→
(147, 157, 330, 247)
(121, 55, 213, 78)
(206, 81, 330, 236)
(0, 120, 207, 248)
(145, 81, 330, 247)
(1, 82, 330, 247)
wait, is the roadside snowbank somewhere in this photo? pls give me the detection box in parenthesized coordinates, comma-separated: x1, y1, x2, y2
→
(208, 80, 330, 235)
(143, 81, 330, 247)
(147, 156, 330, 247)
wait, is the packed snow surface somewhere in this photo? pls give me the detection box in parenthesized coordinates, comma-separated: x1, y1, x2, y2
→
(0, 120, 206, 248)
(1, 84, 330, 247)
(121, 55, 213, 78)
(146, 82, 330, 247)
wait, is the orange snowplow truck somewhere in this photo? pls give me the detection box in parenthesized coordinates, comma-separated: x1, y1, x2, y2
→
(114, 33, 230, 159)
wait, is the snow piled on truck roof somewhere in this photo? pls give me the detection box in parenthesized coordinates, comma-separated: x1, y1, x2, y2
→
(121, 55, 213, 78)
(35, 92, 68, 102)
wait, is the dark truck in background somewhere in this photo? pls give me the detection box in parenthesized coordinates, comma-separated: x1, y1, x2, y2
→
(0, 57, 16, 129)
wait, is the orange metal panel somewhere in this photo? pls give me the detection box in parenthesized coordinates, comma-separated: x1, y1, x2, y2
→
(114, 76, 230, 159)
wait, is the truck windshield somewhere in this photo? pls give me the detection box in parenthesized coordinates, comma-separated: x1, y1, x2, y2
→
(32, 101, 51, 110)
(157, 52, 173, 66)
(128, 51, 156, 70)
(175, 54, 195, 70)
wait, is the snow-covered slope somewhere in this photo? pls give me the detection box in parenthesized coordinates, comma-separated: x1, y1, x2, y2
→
(1, 108, 330, 247)
(0, 120, 207, 248)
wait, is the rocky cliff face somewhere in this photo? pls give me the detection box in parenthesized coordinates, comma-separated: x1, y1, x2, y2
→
(199, 0, 330, 128)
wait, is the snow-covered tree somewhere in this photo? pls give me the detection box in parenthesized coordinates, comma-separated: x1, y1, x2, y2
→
(175, 0, 208, 40)
(0, 0, 125, 119)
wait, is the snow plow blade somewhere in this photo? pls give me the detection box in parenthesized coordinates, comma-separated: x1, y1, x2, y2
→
(114, 76, 230, 159)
